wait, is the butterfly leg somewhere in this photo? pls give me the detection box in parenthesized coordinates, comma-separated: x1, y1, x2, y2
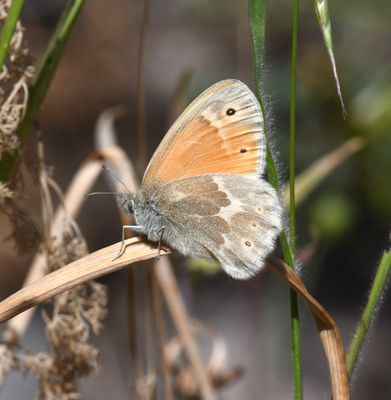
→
(155, 226, 165, 260)
(113, 225, 143, 261)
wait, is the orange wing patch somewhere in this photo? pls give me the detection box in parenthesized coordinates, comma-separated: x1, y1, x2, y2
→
(142, 80, 265, 194)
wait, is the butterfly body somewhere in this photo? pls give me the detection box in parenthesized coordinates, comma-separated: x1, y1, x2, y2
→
(119, 79, 282, 279)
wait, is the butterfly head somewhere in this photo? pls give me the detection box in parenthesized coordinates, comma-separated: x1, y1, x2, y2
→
(116, 191, 153, 218)
(88, 165, 140, 215)
(87, 190, 137, 214)
(116, 192, 136, 215)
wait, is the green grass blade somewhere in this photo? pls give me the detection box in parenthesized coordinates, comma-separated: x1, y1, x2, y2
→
(347, 248, 391, 376)
(311, 0, 346, 116)
(248, 0, 266, 111)
(248, 0, 269, 170)
(290, 0, 298, 255)
(248, 0, 279, 196)
(0, 0, 86, 182)
(288, 0, 303, 397)
(0, 0, 25, 71)
(248, 1, 303, 398)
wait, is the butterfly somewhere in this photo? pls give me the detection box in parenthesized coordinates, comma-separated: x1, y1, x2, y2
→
(112, 79, 282, 279)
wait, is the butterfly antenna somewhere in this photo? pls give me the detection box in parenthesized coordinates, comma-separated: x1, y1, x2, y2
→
(102, 165, 132, 195)
(87, 191, 120, 197)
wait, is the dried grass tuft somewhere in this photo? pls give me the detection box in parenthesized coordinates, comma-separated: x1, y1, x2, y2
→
(0, 0, 40, 254)
(22, 351, 83, 400)
(3, 199, 42, 253)
(0, 343, 16, 383)
(0, 180, 13, 200)
(25, 172, 108, 399)
(6, 219, 108, 399)
(0, 0, 35, 159)
(0, 149, 108, 397)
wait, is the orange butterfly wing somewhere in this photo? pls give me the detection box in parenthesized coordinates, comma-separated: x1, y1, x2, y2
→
(142, 80, 265, 194)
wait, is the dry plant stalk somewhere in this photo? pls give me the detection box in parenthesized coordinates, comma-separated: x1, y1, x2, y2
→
(0, 158, 102, 385)
(283, 137, 364, 207)
(163, 319, 242, 396)
(0, 238, 350, 399)
(1, 139, 219, 399)
(95, 109, 218, 400)
(155, 257, 217, 400)
(0, 237, 164, 323)
(25, 227, 107, 399)
(268, 255, 350, 400)
(0, 137, 350, 398)
(1, 149, 127, 350)
(35, 164, 107, 399)
(1, 142, 109, 399)
(0, 101, 351, 398)
(1, 159, 102, 350)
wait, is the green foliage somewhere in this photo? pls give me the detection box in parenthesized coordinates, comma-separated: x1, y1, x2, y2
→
(310, 194, 357, 241)
(0, 0, 25, 71)
(347, 249, 391, 376)
(248, 1, 303, 398)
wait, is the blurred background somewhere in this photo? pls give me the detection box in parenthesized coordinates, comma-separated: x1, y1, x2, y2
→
(0, 0, 390, 398)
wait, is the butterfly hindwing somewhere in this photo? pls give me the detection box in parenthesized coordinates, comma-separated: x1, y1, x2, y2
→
(154, 174, 282, 279)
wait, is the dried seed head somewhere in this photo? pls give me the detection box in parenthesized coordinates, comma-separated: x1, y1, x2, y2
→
(3, 199, 42, 254)
(0, 344, 17, 385)
(0, 181, 14, 202)
(0, 0, 35, 158)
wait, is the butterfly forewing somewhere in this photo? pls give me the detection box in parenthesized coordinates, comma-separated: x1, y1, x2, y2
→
(142, 80, 266, 195)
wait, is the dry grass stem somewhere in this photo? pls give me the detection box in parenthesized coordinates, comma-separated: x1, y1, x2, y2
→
(163, 319, 242, 395)
(0, 110, 353, 397)
(0, 237, 168, 324)
(0, 244, 350, 399)
(1, 146, 139, 346)
(156, 257, 217, 400)
(283, 137, 364, 207)
(1, 158, 102, 346)
(268, 254, 350, 400)
(151, 268, 174, 400)
(94, 105, 128, 149)
(93, 118, 218, 400)
(136, 0, 149, 168)
(169, 68, 192, 123)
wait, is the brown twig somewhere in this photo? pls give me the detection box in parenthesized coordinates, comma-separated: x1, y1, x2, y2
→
(1, 115, 352, 398)
(0, 238, 167, 324)
(1, 158, 102, 345)
(268, 254, 350, 400)
(155, 257, 217, 400)
(0, 245, 350, 400)
(169, 68, 192, 124)
(136, 0, 150, 169)
(283, 137, 364, 207)
(93, 108, 217, 399)
(94, 110, 149, 390)
(96, 145, 216, 399)
(151, 268, 174, 400)
(1, 145, 137, 346)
